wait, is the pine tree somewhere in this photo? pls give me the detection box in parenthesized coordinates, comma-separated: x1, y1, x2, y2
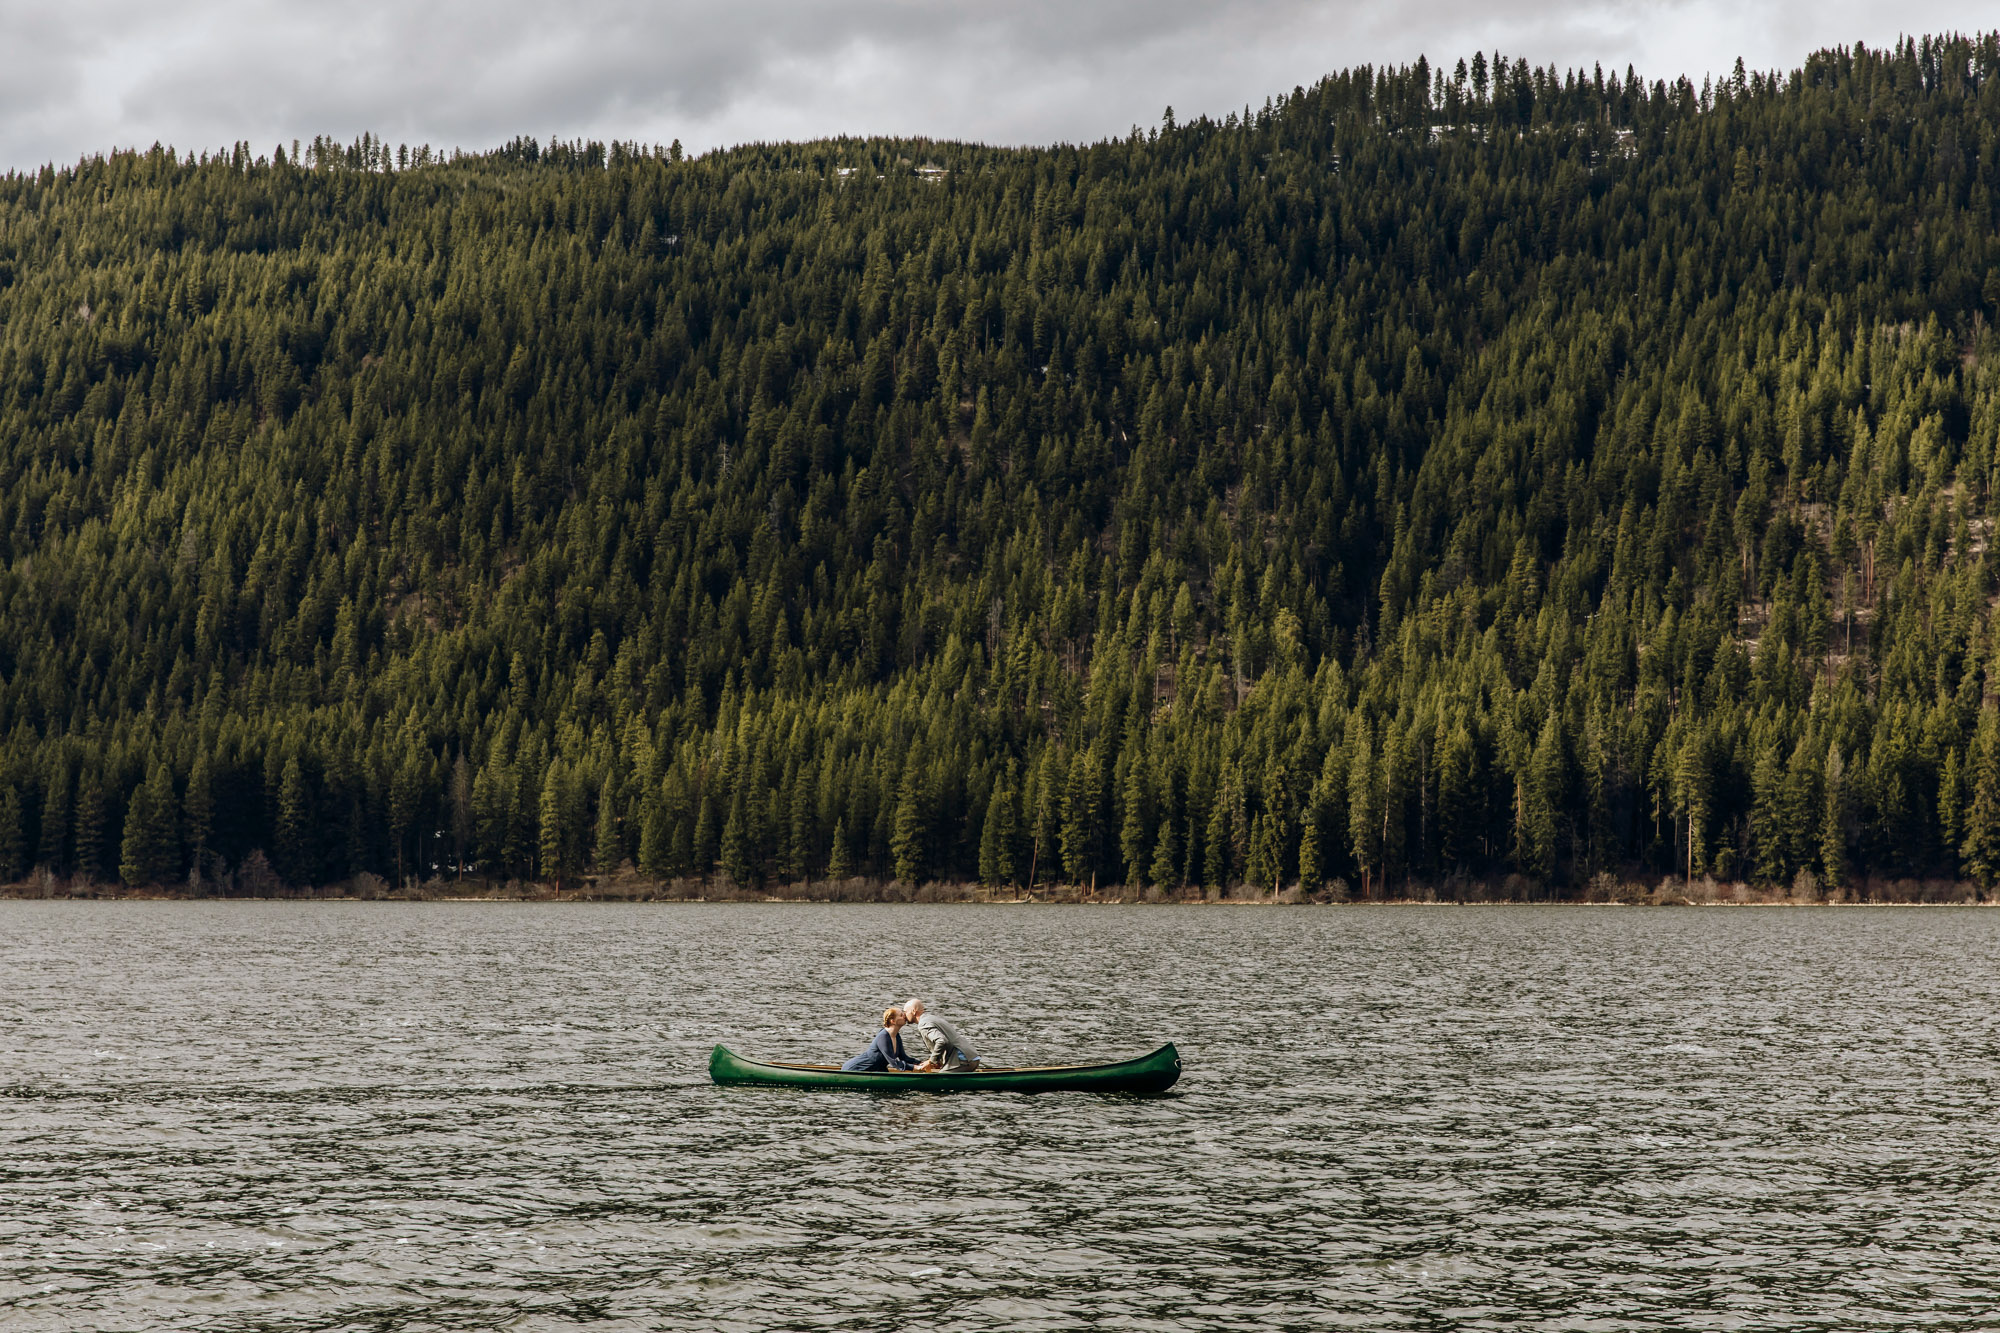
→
(778, 762, 808, 881)
(1060, 747, 1100, 885)
(1961, 711, 2000, 885)
(1518, 713, 1562, 880)
(539, 763, 566, 889)
(595, 775, 621, 874)
(74, 778, 105, 883)
(1749, 742, 1786, 882)
(0, 785, 25, 882)
(1379, 724, 1408, 885)
(450, 754, 474, 876)
(184, 754, 213, 886)
(1674, 727, 1712, 880)
(639, 793, 671, 878)
(389, 748, 423, 884)
(1206, 774, 1234, 891)
(1347, 723, 1378, 897)
(1030, 746, 1062, 888)
(890, 765, 926, 883)
(1247, 813, 1278, 890)
(120, 764, 176, 887)
(693, 794, 718, 874)
(1435, 722, 1475, 872)
(1938, 747, 1964, 877)
(827, 817, 853, 879)
(978, 768, 1018, 886)
(505, 764, 538, 879)
(1820, 746, 1848, 889)
(275, 756, 308, 886)
(721, 784, 753, 885)
(1780, 737, 1819, 880)
(38, 761, 71, 876)
(1298, 798, 1323, 890)
(1149, 801, 1181, 890)
(1119, 756, 1153, 887)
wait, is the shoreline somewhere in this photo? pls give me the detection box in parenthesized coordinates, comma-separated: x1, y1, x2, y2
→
(0, 871, 1990, 907)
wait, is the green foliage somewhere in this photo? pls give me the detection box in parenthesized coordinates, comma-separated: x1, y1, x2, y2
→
(0, 784, 23, 881)
(4, 38, 2000, 895)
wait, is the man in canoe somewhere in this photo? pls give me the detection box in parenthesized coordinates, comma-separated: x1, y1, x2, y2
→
(903, 998, 980, 1072)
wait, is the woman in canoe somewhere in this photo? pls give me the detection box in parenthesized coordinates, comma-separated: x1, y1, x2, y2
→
(840, 1006, 917, 1073)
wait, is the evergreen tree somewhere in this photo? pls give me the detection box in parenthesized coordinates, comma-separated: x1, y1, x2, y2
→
(978, 767, 1018, 886)
(184, 755, 213, 886)
(450, 755, 475, 877)
(1520, 714, 1562, 880)
(1750, 743, 1787, 883)
(693, 795, 718, 876)
(1205, 781, 1234, 891)
(1961, 711, 2000, 885)
(389, 749, 423, 884)
(827, 818, 853, 879)
(1119, 756, 1153, 887)
(1149, 800, 1181, 890)
(1938, 747, 1965, 877)
(1674, 727, 1712, 880)
(639, 793, 672, 878)
(1348, 724, 1378, 896)
(721, 785, 753, 885)
(1298, 798, 1323, 890)
(1030, 747, 1062, 888)
(0, 785, 24, 883)
(1821, 746, 1849, 889)
(595, 775, 622, 874)
(1247, 814, 1277, 891)
(275, 757, 308, 886)
(779, 763, 809, 881)
(1061, 748, 1101, 885)
(38, 761, 71, 877)
(0, 780, 19, 880)
(74, 778, 105, 883)
(890, 767, 926, 883)
(1779, 738, 1819, 881)
(1435, 723, 1476, 872)
(539, 764, 566, 889)
(119, 762, 178, 888)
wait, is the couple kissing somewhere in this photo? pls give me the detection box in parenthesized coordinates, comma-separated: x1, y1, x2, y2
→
(840, 998, 979, 1074)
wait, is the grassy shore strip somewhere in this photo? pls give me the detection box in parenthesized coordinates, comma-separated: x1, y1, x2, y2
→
(0, 872, 1990, 906)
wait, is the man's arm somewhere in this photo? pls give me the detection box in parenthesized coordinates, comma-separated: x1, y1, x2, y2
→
(911, 1016, 947, 1071)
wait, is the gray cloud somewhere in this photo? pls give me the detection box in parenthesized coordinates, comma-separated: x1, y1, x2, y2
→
(0, 0, 1977, 170)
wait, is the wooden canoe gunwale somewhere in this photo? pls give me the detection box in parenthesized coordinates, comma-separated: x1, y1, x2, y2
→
(709, 1042, 1181, 1094)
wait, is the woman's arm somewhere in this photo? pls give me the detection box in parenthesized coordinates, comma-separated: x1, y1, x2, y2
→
(872, 1028, 915, 1070)
(884, 1029, 916, 1070)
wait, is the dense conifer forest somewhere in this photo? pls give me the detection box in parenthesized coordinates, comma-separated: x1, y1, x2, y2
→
(3, 34, 2000, 896)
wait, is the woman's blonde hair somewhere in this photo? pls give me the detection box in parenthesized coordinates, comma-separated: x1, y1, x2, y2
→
(882, 1007, 902, 1028)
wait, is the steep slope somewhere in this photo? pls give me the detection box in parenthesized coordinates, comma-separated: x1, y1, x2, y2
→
(2, 36, 1999, 894)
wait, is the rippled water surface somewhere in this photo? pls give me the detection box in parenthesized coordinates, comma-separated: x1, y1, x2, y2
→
(4, 903, 1999, 1330)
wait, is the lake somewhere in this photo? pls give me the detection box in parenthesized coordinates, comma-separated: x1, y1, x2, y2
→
(2, 902, 1996, 1330)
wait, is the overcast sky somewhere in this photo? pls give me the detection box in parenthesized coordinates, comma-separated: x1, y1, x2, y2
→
(0, 0, 1978, 171)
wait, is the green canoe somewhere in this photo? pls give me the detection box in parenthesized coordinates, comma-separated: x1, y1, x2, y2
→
(709, 1042, 1182, 1094)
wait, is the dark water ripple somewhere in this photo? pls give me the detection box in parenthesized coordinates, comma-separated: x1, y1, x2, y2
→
(2, 903, 1998, 1330)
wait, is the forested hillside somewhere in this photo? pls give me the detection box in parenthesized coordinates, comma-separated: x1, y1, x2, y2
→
(4, 34, 2000, 896)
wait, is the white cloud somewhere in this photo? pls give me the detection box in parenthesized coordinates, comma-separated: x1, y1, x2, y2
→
(0, 0, 1981, 170)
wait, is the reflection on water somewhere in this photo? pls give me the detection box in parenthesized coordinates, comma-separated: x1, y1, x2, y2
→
(2, 902, 1998, 1330)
